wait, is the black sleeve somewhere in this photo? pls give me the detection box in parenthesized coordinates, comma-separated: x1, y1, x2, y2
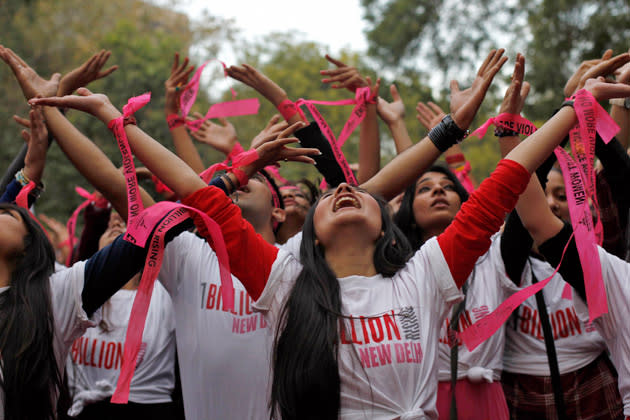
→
(295, 123, 346, 188)
(537, 222, 586, 301)
(207, 175, 229, 195)
(81, 214, 194, 317)
(595, 135, 630, 232)
(500, 210, 534, 286)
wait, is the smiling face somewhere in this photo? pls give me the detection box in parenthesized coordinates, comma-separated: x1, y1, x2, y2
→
(280, 186, 311, 221)
(412, 171, 462, 235)
(312, 183, 382, 248)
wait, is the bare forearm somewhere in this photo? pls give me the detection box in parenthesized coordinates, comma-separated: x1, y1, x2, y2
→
(610, 104, 630, 149)
(169, 125, 205, 174)
(357, 104, 380, 184)
(360, 136, 440, 200)
(123, 124, 207, 198)
(42, 106, 153, 219)
(387, 119, 413, 153)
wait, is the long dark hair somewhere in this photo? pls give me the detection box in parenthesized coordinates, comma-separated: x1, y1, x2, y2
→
(394, 165, 469, 251)
(270, 193, 412, 419)
(0, 203, 66, 419)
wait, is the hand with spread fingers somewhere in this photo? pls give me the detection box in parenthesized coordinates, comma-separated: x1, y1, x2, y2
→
(29, 87, 122, 123)
(449, 48, 508, 130)
(165, 53, 195, 115)
(499, 53, 530, 115)
(19, 105, 49, 184)
(188, 113, 238, 156)
(250, 114, 290, 150)
(416, 101, 446, 131)
(249, 121, 320, 172)
(320, 54, 368, 92)
(0, 45, 60, 99)
(377, 84, 406, 126)
(58, 49, 118, 97)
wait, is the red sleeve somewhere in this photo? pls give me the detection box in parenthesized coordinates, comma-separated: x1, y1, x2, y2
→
(437, 159, 530, 288)
(181, 186, 278, 300)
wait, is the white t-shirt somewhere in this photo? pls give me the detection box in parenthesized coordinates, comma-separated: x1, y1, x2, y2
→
(503, 256, 605, 376)
(572, 247, 630, 416)
(159, 232, 271, 420)
(437, 235, 520, 382)
(0, 261, 98, 420)
(254, 237, 462, 420)
(66, 282, 176, 413)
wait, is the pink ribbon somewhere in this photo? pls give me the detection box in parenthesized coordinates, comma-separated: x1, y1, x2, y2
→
(15, 181, 50, 241)
(460, 233, 574, 351)
(552, 89, 619, 321)
(264, 165, 289, 185)
(470, 113, 537, 138)
(199, 148, 260, 184)
(453, 161, 475, 194)
(295, 86, 377, 187)
(111, 200, 233, 403)
(107, 94, 236, 403)
(178, 60, 260, 131)
(64, 187, 106, 267)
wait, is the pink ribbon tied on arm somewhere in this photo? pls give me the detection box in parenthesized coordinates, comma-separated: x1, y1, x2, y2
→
(15, 181, 51, 241)
(470, 113, 537, 138)
(64, 187, 108, 267)
(107, 94, 235, 403)
(552, 88, 619, 322)
(178, 60, 260, 132)
(453, 161, 475, 194)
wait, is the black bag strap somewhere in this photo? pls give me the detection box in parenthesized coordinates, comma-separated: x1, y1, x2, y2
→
(530, 260, 566, 420)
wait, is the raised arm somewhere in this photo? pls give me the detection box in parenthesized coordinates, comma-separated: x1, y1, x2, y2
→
(164, 53, 205, 173)
(377, 84, 413, 153)
(361, 49, 508, 200)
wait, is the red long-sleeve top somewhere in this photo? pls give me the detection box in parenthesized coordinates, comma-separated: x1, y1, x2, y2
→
(182, 159, 530, 300)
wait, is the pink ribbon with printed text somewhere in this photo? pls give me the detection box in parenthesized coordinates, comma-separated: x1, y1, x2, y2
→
(295, 86, 377, 187)
(470, 113, 537, 138)
(178, 60, 260, 131)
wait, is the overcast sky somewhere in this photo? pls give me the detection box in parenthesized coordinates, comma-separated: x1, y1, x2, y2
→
(180, 0, 369, 56)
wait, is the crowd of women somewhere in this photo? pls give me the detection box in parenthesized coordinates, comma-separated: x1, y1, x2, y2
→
(1, 39, 630, 420)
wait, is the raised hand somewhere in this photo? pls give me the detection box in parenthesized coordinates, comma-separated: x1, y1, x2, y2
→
(449, 48, 508, 129)
(564, 50, 630, 97)
(583, 76, 630, 101)
(250, 114, 289, 150)
(29, 87, 121, 123)
(165, 52, 195, 115)
(226, 63, 287, 105)
(188, 113, 238, 155)
(416, 101, 446, 130)
(377, 84, 406, 125)
(320, 54, 368, 92)
(20, 105, 49, 184)
(250, 122, 319, 171)
(499, 53, 530, 115)
(0, 45, 60, 99)
(58, 50, 118, 96)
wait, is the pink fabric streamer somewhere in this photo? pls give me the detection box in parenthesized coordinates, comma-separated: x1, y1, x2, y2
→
(295, 86, 377, 187)
(177, 59, 260, 131)
(460, 233, 575, 351)
(64, 187, 105, 267)
(553, 88, 619, 321)
(199, 149, 260, 184)
(264, 165, 289, 185)
(562, 283, 573, 300)
(453, 161, 475, 194)
(470, 113, 537, 138)
(111, 201, 234, 404)
(108, 94, 236, 403)
(15, 181, 50, 241)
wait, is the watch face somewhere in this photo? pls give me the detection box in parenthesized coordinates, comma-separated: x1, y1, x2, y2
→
(625, 97, 630, 110)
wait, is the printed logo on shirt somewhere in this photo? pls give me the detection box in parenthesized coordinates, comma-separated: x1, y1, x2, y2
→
(70, 337, 146, 370)
(516, 305, 596, 340)
(200, 282, 267, 334)
(340, 306, 423, 369)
